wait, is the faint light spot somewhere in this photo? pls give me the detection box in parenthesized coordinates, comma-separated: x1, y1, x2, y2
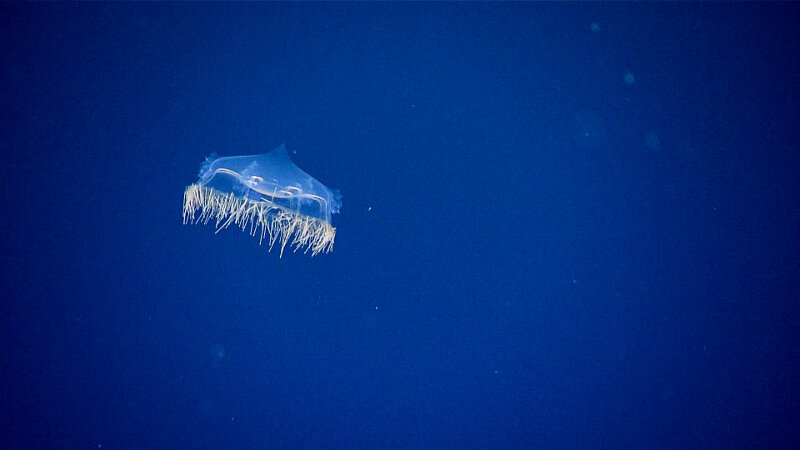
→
(368, 206, 372, 212)
(623, 71, 635, 85)
(210, 343, 226, 368)
(590, 22, 600, 32)
(570, 110, 607, 149)
(645, 132, 661, 151)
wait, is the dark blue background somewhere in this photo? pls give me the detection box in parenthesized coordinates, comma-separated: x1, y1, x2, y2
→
(2, 3, 798, 449)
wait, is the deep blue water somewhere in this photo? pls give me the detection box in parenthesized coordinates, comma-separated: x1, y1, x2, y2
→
(2, 3, 799, 449)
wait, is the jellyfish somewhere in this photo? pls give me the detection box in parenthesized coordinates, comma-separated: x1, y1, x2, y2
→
(183, 144, 341, 257)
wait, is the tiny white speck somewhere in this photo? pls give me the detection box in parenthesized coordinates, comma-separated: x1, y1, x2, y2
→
(368, 206, 372, 212)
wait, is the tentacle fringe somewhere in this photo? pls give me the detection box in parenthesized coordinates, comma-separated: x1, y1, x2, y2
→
(183, 184, 336, 257)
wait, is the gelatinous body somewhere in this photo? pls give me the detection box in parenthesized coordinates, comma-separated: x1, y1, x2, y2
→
(183, 144, 340, 257)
